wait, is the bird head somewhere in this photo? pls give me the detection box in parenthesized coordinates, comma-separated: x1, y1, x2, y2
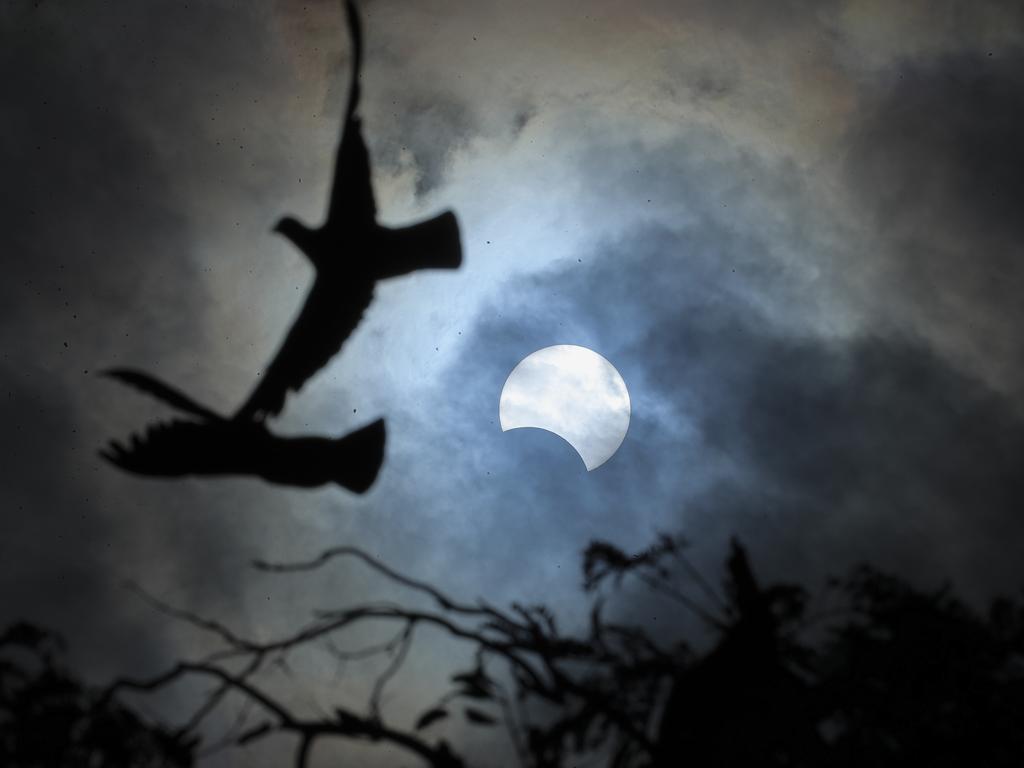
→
(273, 216, 317, 257)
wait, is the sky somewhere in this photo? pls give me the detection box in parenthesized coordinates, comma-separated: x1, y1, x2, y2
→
(3, 0, 1024, 764)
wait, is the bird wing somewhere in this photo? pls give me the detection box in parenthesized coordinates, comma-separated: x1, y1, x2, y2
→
(260, 418, 386, 492)
(102, 417, 386, 492)
(101, 368, 222, 421)
(99, 419, 243, 477)
(235, 278, 374, 421)
(325, 0, 376, 231)
(373, 211, 463, 279)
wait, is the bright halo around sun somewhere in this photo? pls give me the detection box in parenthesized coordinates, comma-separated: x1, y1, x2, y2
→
(499, 345, 630, 471)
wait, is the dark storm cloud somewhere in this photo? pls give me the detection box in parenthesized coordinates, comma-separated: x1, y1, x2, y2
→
(682, 330, 1024, 596)
(0, 0, 207, 673)
(657, 0, 835, 36)
(1, 3, 198, 338)
(0, 364, 145, 672)
(848, 52, 1024, 243)
(0, 0, 310, 677)
(841, 49, 1024, 392)
(373, 90, 477, 198)
(428, 130, 1024, 604)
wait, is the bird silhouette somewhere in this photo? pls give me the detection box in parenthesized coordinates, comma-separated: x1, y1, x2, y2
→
(100, 369, 385, 493)
(235, 0, 463, 422)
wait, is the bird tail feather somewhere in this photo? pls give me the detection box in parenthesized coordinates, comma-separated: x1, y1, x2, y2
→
(331, 418, 385, 493)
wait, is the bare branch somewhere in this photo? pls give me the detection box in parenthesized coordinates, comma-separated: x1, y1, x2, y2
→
(368, 621, 415, 721)
(106, 660, 466, 768)
(253, 546, 513, 626)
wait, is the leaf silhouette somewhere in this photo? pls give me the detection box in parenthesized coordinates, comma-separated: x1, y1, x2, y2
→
(452, 669, 493, 699)
(464, 707, 497, 726)
(414, 707, 449, 730)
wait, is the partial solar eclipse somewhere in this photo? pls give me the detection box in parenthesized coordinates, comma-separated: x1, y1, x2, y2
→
(499, 345, 630, 470)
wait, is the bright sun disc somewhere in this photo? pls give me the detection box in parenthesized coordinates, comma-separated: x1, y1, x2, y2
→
(499, 345, 630, 471)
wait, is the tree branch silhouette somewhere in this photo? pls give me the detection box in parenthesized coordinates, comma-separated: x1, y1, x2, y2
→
(21, 530, 1016, 768)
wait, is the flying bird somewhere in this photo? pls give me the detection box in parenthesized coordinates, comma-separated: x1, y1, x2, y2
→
(236, 0, 463, 422)
(100, 369, 385, 493)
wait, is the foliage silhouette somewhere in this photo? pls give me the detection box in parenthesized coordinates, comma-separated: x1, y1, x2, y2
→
(0, 622, 194, 767)
(86, 532, 1024, 767)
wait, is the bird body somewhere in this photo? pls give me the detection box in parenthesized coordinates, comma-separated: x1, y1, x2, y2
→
(100, 0, 462, 492)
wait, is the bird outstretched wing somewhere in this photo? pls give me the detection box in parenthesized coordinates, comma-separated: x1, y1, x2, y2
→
(374, 211, 463, 279)
(100, 419, 240, 477)
(100, 417, 386, 492)
(235, 279, 375, 421)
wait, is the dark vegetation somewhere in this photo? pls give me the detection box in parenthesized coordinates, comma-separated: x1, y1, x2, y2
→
(0, 623, 193, 767)
(6, 533, 1024, 767)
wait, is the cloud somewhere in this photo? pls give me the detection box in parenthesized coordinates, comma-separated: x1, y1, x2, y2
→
(0, 0, 332, 681)
(420, 122, 1024, 603)
(839, 49, 1024, 392)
